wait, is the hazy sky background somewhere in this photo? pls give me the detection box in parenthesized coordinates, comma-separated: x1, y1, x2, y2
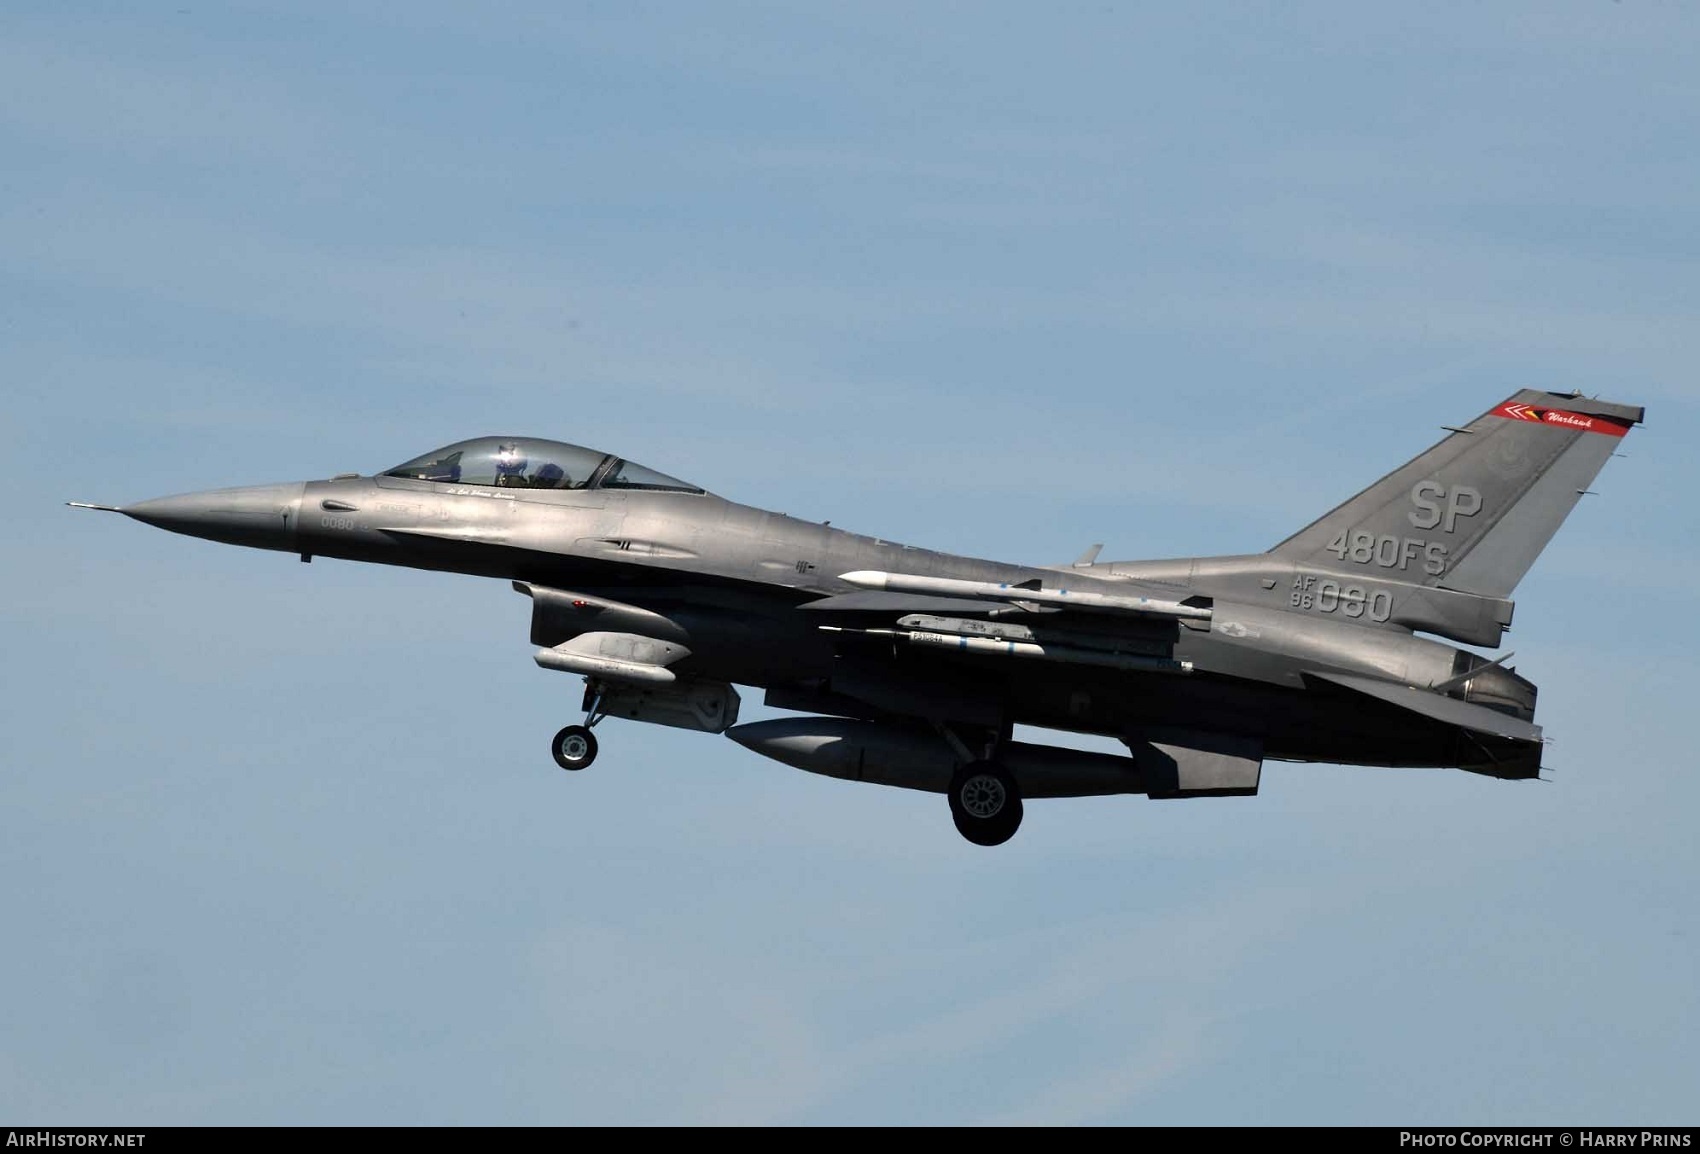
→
(4, 1, 1696, 1126)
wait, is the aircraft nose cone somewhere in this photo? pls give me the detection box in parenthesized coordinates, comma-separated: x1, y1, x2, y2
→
(122, 483, 305, 552)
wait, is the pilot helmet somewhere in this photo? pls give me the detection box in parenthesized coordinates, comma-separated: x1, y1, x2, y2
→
(494, 443, 528, 477)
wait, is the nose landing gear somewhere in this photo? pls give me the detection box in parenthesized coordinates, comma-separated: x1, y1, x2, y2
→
(550, 681, 607, 771)
(551, 724, 598, 770)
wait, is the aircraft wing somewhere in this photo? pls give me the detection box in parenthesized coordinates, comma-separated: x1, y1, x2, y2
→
(799, 590, 1025, 616)
(1303, 670, 1542, 743)
(835, 570, 1212, 622)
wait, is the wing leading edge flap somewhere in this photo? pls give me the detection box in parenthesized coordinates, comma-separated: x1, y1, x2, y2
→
(1305, 670, 1542, 743)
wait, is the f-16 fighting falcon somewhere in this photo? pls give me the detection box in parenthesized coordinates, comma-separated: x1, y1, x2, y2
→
(73, 390, 1642, 845)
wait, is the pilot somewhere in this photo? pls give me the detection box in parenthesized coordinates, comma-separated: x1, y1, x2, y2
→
(532, 463, 566, 489)
(494, 444, 528, 487)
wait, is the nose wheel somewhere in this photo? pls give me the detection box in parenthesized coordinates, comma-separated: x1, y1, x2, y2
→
(551, 724, 598, 771)
(549, 680, 607, 771)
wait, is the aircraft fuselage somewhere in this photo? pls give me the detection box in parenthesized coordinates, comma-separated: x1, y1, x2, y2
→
(122, 471, 1526, 775)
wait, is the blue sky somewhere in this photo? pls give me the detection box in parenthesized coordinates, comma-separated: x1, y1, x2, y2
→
(4, 1, 1696, 1125)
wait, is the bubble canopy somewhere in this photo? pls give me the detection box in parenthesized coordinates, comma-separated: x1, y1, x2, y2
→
(382, 438, 703, 493)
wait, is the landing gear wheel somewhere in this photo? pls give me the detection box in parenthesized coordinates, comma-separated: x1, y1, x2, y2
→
(551, 724, 598, 771)
(948, 760, 1023, 846)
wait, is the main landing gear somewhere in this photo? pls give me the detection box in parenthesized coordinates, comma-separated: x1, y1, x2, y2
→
(940, 723, 1024, 847)
(949, 761, 1023, 846)
(550, 681, 607, 771)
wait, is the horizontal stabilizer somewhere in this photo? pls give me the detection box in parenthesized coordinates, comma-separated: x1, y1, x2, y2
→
(1305, 670, 1541, 743)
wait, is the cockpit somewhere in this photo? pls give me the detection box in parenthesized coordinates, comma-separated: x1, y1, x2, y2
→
(382, 438, 703, 494)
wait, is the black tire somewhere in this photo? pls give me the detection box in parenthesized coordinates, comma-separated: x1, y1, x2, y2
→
(948, 761, 1023, 846)
(551, 724, 598, 771)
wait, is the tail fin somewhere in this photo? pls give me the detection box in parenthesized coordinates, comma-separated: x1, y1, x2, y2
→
(1268, 390, 1643, 598)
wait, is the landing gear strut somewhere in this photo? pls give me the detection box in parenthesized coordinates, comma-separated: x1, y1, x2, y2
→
(550, 680, 608, 771)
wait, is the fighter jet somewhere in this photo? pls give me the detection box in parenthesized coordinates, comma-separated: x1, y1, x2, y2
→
(72, 389, 1642, 845)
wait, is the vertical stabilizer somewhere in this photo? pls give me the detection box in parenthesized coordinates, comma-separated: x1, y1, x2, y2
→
(1268, 391, 1643, 598)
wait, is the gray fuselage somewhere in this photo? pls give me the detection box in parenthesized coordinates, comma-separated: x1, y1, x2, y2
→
(257, 472, 1510, 772)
